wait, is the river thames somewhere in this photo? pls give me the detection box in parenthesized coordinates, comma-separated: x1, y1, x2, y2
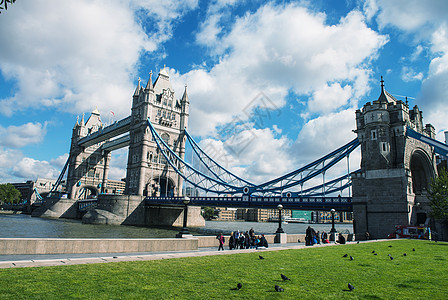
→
(0, 214, 353, 238)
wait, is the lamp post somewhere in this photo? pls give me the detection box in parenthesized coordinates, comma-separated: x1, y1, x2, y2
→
(330, 208, 337, 241)
(176, 196, 191, 238)
(276, 204, 284, 234)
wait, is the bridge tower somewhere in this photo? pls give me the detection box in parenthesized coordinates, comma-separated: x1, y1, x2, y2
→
(352, 77, 437, 239)
(66, 110, 111, 200)
(125, 67, 189, 197)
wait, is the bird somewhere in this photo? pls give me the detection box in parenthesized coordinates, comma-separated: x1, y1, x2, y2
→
(350, 256, 354, 261)
(259, 255, 264, 260)
(374, 253, 378, 256)
(387, 254, 391, 257)
(237, 283, 242, 290)
(275, 285, 284, 292)
(390, 256, 394, 260)
(281, 274, 291, 281)
(348, 283, 355, 291)
(403, 253, 407, 256)
(372, 250, 375, 254)
(412, 248, 416, 251)
(343, 254, 348, 257)
(357, 241, 360, 244)
(388, 245, 392, 248)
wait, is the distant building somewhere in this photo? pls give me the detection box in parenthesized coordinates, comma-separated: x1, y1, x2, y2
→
(10, 177, 126, 203)
(11, 178, 64, 204)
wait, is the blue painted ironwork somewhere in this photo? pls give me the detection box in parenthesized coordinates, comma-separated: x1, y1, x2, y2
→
(406, 127, 448, 157)
(145, 196, 352, 211)
(50, 156, 70, 193)
(184, 128, 255, 188)
(147, 118, 243, 194)
(147, 118, 359, 196)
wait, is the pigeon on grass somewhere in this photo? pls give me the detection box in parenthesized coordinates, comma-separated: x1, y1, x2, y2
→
(281, 274, 291, 281)
(348, 283, 355, 291)
(275, 285, 284, 292)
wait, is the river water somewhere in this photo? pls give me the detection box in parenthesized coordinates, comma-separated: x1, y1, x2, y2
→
(0, 214, 353, 238)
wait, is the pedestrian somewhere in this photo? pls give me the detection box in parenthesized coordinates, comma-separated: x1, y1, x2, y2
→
(365, 231, 370, 240)
(336, 233, 346, 244)
(217, 233, 225, 251)
(229, 232, 235, 250)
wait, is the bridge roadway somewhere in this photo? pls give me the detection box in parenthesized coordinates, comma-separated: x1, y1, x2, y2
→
(144, 195, 352, 211)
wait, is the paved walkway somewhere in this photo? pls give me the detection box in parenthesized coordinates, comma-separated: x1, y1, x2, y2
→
(0, 241, 377, 269)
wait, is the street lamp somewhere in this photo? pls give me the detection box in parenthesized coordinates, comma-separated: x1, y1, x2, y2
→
(276, 204, 284, 234)
(330, 208, 337, 241)
(176, 196, 191, 238)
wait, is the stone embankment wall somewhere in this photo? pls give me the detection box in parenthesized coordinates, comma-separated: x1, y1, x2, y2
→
(0, 234, 354, 255)
(0, 238, 197, 255)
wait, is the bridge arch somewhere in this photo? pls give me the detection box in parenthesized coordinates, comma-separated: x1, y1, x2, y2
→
(409, 148, 435, 194)
(145, 176, 175, 197)
(76, 185, 98, 199)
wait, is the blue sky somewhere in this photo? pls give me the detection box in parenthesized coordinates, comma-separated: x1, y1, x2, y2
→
(0, 0, 447, 185)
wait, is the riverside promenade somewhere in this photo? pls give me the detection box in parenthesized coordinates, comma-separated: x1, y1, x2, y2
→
(0, 237, 376, 269)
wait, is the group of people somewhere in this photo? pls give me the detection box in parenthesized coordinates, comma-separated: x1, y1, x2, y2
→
(305, 226, 331, 246)
(216, 228, 268, 251)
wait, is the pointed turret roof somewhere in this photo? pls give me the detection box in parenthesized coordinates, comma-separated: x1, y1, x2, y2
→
(181, 84, 189, 103)
(133, 78, 141, 97)
(145, 71, 154, 90)
(153, 65, 174, 96)
(377, 76, 397, 104)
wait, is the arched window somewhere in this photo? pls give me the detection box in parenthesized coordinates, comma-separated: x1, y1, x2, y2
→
(161, 133, 169, 145)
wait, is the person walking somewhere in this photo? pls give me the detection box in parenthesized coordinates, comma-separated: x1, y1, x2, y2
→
(217, 233, 225, 251)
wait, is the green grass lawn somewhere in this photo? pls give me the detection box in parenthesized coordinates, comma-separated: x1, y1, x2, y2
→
(0, 240, 447, 299)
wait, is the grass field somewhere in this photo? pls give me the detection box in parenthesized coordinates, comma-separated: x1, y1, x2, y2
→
(0, 239, 447, 299)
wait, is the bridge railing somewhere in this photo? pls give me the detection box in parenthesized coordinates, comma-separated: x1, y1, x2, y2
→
(145, 196, 352, 211)
(77, 199, 98, 212)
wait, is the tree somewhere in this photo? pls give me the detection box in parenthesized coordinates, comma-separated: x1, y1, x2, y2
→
(0, 0, 17, 14)
(202, 207, 217, 220)
(428, 168, 448, 222)
(0, 183, 22, 204)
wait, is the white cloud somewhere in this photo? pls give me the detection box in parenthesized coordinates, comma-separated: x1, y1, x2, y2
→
(0, 0, 198, 118)
(0, 122, 47, 148)
(180, 4, 387, 136)
(0, 147, 61, 183)
(293, 109, 358, 164)
(308, 83, 353, 113)
(375, 0, 448, 32)
(401, 66, 423, 82)
(373, 1, 448, 137)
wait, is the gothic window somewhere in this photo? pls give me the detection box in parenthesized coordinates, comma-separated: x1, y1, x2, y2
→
(88, 169, 95, 178)
(157, 109, 161, 116)
(162, 110, 166, 118)
(371, 130, 377, 140)
(161, 133, 169, 145)
(168, 100, 172, 107)
(171, 113, 175, 120)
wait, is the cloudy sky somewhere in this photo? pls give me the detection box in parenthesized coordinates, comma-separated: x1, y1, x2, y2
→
(0, 0, 447, 187)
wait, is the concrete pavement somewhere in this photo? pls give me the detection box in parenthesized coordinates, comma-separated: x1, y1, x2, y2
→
(0, 240, 376, 269)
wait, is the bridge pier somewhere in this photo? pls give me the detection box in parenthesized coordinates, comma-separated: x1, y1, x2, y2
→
(81, 194, 205, 227)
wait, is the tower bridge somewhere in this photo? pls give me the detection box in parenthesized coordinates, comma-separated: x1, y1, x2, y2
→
(33, 69, 447, 240)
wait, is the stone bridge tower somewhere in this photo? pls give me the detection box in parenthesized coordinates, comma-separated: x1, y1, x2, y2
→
(66, 110, 111, 200)
(125, 67, 189, 197)
(352, 78, 437, 239)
